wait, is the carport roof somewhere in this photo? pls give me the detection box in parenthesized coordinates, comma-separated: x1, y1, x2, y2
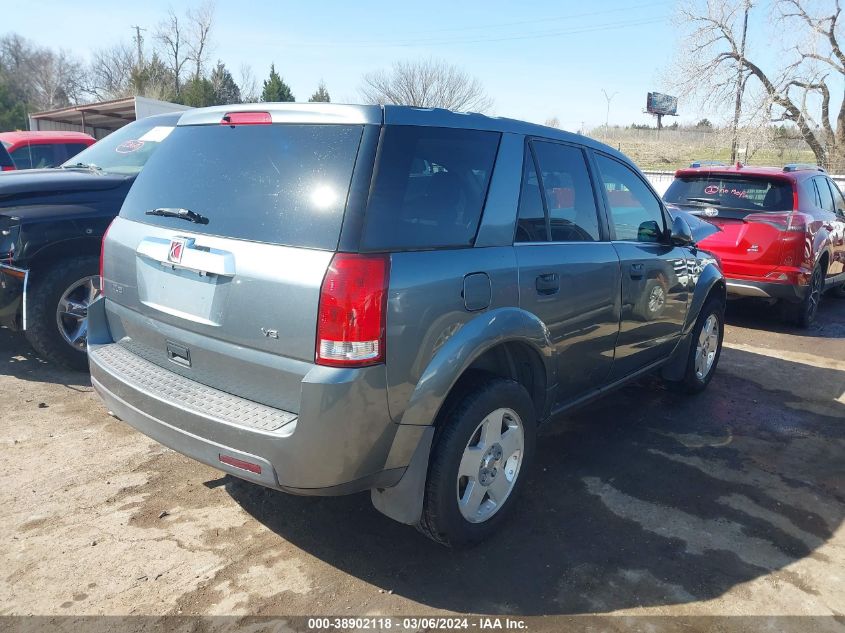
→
(30, 97, 140, 132)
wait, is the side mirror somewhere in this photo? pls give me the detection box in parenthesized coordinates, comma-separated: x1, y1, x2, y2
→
(670, 215, 694, 247)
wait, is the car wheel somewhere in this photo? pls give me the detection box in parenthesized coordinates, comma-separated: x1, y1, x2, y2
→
(24, 256, 100, 371)
(665, 296, 724, 394)
(418, 374, 536, 547)
(633, 278, 667, 321)
(787, 264, 824, 328)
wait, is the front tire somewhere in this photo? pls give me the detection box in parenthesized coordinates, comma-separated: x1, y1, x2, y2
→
(665, 296, 724, 394)
(24, 256, 99, 371)
(418, 375, 537, 547)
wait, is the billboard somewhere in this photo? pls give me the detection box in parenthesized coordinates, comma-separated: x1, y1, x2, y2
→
(646, 92, 678, 116)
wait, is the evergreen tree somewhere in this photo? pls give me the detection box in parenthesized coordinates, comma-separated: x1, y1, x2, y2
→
(308, 81, 330, 103)
(178, 76, 217, 107)
(210, 60, 241, 105)
(260, 64, 294, 102)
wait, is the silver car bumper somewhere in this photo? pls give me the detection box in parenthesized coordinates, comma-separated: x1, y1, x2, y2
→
(88, 337, 426, 495)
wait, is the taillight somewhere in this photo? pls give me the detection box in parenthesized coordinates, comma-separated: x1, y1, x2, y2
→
(220, 111, 271, 125)
(1, 166, 14, 172)
(99, 220, 115, 295)
(744, 212, 809, 232)
(316, 253, 389, 367)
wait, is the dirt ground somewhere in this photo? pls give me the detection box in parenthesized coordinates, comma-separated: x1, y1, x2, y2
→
(1, 298, 844, 629)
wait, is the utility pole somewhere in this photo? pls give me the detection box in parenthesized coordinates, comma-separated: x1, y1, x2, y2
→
(602, 89, 618, 139)
(131, 26, 145, 67)
(730, 1, 751, 164)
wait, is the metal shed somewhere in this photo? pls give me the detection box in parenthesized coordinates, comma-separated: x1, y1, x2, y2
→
(28, 96, 191, 139)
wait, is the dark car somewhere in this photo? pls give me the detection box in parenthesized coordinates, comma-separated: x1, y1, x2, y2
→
(0, 112, 182, 369)
(89, 104, 726, 546)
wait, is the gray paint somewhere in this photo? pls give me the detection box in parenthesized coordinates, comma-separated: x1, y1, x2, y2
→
(89, 103, 725, 522)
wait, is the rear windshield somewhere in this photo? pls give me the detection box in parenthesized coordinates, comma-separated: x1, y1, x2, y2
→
(361, 126, 500, 251)
(664, 175, 793, 212)
(120, 124, 364, 250)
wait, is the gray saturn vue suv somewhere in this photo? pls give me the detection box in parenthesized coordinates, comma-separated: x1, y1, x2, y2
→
(89, 104, 726, 546)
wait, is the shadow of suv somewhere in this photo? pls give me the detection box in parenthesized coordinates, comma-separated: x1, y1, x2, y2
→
(88, 104, 726, 546)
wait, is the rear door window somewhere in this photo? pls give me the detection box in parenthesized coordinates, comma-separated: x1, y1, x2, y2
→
(532, 141, 600, 242)
(827, 179, 845, 217)
(120, 124, 364, 250)
(515, 153, 546, 242)
(814, 176, 835, 212)
(361, 126, 500, 251)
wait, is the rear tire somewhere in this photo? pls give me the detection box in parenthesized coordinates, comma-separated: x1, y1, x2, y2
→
(24, 256, 99, 371)
(418, 374, 536, 548)
(664, 296, 724, 394)
(784, 264, 824, 328)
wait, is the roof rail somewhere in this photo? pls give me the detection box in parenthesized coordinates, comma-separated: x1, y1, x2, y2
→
(689, 160, 727, 168)
(783, 163, 825, 173)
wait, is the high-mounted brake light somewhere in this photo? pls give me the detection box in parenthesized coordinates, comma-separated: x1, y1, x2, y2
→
(316, 253, 389, 367)
(220, 111, 272, 126)
(99, 219, 115, 295)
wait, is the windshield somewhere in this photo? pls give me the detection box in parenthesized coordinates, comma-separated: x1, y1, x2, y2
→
(61, 117, 177, 175)
(664, 175, 793, 212)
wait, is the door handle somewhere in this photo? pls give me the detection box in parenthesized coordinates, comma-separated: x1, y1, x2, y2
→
(629, 263, 645, 279)
(536, 273, 560, 295)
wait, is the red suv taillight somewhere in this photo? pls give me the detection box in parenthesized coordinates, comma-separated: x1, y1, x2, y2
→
(316, 253, 389, 367)
(744, 211, 809, 232)
(99, 220, 115, 295)
(1, 166, 14, 172)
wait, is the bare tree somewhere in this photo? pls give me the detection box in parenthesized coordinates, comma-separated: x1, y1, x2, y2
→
(359, 58, 493, 113)
(87, 43, 136, 100)
(544, 116, 561, 128)
(0, 34, 85, 110)
(155, 8, 189, 96)
(238, 63, 258, 102)
(674, 0, 845, 169)
(186, 0, 215, 81)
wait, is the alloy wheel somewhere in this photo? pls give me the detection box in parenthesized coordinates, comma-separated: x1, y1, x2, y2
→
(695, 314, 719, 380)
(55, 275, 100, 350)
(456, 408, 525, 524)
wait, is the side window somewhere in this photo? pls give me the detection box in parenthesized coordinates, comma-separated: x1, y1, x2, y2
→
(62, 143, 90, 162)
(825, 179, 845, 217)
(361, 126, 500, 251)
(532, 141, 600, 241)
(515, 151, 546, 242)
(595, 153, 664, 242)
(11, 144, 55, 169)
(815, 176, 835, 212)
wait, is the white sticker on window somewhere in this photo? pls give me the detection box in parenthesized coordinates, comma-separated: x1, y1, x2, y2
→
(138, 126, 175, 143)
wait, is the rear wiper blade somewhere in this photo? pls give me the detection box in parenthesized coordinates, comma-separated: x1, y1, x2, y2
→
(686, 197, 721, 205)
(145, 207, 209, 225)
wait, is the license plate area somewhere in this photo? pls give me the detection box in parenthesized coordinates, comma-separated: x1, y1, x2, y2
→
(136, 257, 230, 325)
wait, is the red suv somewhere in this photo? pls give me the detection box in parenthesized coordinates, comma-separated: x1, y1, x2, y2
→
(0, 131, 95, 170)
(663, 163, 845, 326)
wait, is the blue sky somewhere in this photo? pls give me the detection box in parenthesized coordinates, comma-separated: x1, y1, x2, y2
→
(5, 0, 751, 130)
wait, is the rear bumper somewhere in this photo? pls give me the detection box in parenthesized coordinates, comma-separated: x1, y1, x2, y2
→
(87, 300, 426, 495)
(0, 263, 27, 330)
(725, 278, 807, 302)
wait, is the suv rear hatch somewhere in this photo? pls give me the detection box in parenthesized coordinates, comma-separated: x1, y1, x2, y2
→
(663, 173, 795, 274)
(102, 106, 379, 413)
